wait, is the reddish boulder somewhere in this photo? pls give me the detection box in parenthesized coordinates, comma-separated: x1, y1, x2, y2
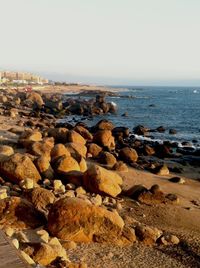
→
(119, 147, 138, 163)
(0, 197, 45, 229)
(0, 153, 41, 184)
(48, 197, 124, 243)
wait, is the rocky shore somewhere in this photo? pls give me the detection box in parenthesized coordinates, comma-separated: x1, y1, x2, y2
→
(0, 88, 200, 268)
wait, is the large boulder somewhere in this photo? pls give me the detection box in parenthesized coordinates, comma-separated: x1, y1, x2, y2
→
(58, 171, 84, 186)
(51, 144, 71, 162)
(112, 127, 130, 139)
(33, 238, 68, 266)
(119, 147, 138, 163)
(83, 164, 122, 197)
(19, 130, 42, 148)
(25, 187, 55, 212)
(93, 130, 115, 150)
(35, 156, 54, 179)
(0, 153, 41, 184)
(93, 120, 115, 131)
(29, 137, 54, 159)
(65, 142, 87, 158)
(73, 125, 93, 141)
(67, 130, 86, 145)
(97, 151, 117, 168)
(0, 197, 45, 229)
(48, 197, 124, 243)
(27, 92, 44, 107)
(48, 128, 68, 143)
(87, 143, 102, 158)
(53, 155, 80, 174)
(133, 125, 149, 136)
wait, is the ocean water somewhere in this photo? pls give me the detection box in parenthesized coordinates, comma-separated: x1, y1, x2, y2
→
(64, 86, 200, 147)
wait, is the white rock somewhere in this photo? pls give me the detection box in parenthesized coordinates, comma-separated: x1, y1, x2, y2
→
(20, 250, 35, 265)
(12, 238, 19, 249)
(20, 178, 34, 189)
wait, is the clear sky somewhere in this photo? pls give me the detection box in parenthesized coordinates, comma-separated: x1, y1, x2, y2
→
(1, 0, 200, 85)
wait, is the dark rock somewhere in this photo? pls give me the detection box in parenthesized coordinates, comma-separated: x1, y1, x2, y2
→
(133, 125, 149, 136)
(156, 126, 166, 133)
(112, 127, 130, 139)
(119, 147, 138, 163)
(93, 130, 115, 150)
(169, 129, 177, 134)
(97, 151, 117, 168)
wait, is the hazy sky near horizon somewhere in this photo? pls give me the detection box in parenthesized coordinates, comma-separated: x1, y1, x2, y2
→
(1, 0, 200, 85)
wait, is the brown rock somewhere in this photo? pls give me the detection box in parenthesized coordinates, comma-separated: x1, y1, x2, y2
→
(155, 164, 170, 176)
(48, 128, 69, 143)
(67, 130, 86, 145)
(0, 145, 14, 157)
(27, 92, 44, 107)
(30, 137, 54, 159)
(93, 130, 115, 150)
(74, 125, 93, 141)
(159, 233, 180, 245)
(48, 197, 124, 243)
(113, 161, 128, 172)
(143, 145, 155, 156)
(79, 157, 87, 172)
(98, 151, 117, 168)
(54, 155, 80, 174)
(51, 144, 71, 162)
(59, 171, 84, 187)
(25, 187, 55, 212)
(83, 164, 122, 197)
(133, 125, 149, 136)
(119, 147, 138, 163)
(94, 120, 115, 131)
(118, 226, 137, 246)
(0, 153, 41, 184)
(137, 190, 166, 205)
(65, 142, 87, 158)
(19, 130, 42, 147)
(0, 196, 45, 229)
(33, 239, 68, 266)
(35, 156, 54, 179)
(87, 143, 102, 158)
(135, 224, 162, 245)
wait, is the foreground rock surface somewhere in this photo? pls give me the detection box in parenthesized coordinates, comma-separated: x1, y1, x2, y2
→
(0, 197, 45, 229)
(48, 197, 124, 243)
(0, 153, 41, 184)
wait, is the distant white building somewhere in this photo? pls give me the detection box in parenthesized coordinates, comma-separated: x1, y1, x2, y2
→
(12, 80, 28, 84)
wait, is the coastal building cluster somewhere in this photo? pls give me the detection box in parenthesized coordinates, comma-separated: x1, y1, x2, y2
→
(0, 71, 48, 85)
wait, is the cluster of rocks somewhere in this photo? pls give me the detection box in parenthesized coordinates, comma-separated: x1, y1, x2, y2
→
(132, 124, 200, 157)
(0, 116, 181, 267)
(0, 89, 117, 119)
